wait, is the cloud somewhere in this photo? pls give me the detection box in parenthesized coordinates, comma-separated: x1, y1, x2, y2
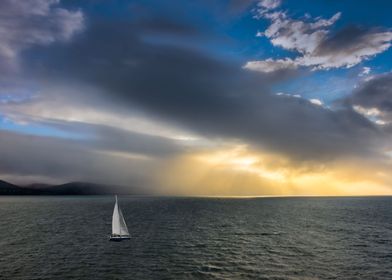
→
(0, 117, 186, 186)
(156, 144, 392, 196)
(266, 12, 341, 53)
(0, 0, 84, 73)
(243, 58, 297, 72)
(257, 0, 281, 11)
(1, 1, 391, 193)
(344, 73, 392, 125)
(309, 99, 323, 106)
(246, 4, 392, 72)
(310, 26, 392, 69)
(20, 18, 392, 163)
(359, 66, 371, 77)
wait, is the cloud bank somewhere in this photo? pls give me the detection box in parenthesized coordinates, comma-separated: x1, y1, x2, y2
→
(21, 18, 390, 163)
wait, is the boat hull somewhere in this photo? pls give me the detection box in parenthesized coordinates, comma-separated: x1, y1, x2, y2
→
(109, 235, 130, 242)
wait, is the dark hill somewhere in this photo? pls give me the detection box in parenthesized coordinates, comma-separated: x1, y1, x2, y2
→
(0, 180, 145, 195)
(44, 182, 136, 195)
(0, 180, 41, 195)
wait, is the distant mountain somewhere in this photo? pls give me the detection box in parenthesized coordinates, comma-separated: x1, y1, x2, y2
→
(0, 180, 18, 189)
(0, 180, 145, 195)
(0, 180, 41, 195)
(43, 182, 142, 195)
(27, 183, 52, 189)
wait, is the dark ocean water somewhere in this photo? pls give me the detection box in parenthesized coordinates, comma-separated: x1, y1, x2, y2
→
(0, 196, 392, 280)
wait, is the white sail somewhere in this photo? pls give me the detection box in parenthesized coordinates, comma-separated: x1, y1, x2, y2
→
(112, 195, 129, 236)
(119, 208, 130, 236)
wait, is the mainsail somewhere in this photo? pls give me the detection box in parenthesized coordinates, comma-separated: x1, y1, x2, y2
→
(112, 195, 130, 236)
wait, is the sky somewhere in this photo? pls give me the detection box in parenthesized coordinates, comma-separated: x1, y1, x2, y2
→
(1, 0, 392, 196)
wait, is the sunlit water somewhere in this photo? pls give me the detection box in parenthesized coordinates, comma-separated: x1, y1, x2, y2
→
(0, 196, 392, 279)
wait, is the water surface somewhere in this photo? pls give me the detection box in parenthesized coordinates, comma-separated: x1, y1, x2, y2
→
(1, 196, 391, 279)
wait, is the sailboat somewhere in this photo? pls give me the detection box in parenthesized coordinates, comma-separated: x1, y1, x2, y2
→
(109, 195, 130, 241)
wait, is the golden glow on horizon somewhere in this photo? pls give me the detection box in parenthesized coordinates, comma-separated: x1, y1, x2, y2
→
(156, 145, 392, 197)
(194, 146, 286, 182)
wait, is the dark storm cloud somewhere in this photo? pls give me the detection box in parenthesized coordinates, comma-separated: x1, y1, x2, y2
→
(23, 16, 390, 161)
(314, 25, 392, 58)
(91, 125, 183, 157)
(346, 73, 392, 111)
(134, 18, 200, 36)
(0, 0, 83, 74)
(10, 116, 184, 158)
(0, 120, 182, 185)
(344, 73, 392, 124)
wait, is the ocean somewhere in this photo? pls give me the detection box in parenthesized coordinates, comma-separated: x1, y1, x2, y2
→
(0, 196, 391, 279)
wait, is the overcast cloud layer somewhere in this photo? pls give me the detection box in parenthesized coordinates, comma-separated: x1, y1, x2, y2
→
(20, 16, 389, 160)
